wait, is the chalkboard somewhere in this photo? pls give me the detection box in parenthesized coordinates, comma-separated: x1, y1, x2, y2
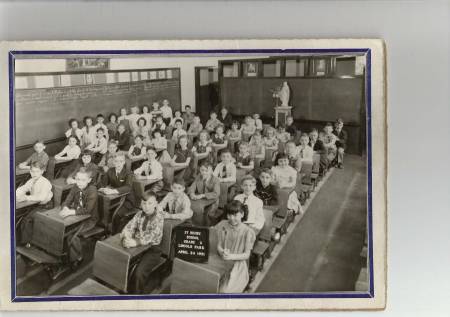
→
(14, 79, 181, 147)
(174, 226, 209, 263)
(221, 77, 364, 124)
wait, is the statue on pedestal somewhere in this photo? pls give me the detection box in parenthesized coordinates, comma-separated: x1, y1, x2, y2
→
(272, 81, 291, 108)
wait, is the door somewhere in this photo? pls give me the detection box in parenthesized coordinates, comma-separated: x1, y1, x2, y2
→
(195, 67, 219, 124)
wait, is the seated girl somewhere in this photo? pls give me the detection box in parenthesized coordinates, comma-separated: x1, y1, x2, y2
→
(65, 118, 83, 146)
(151, 115, 167, 136)
(106, 113, 119, 140)
(248, 131, 265, 169)
(271, 153, 303, 216)
(215, 200, 256, 293)
(118, 107, 131, 133)
(128, 135, 147, 161)
(191, 130, 213, 171)
(66, 150, 99, 186)
(81, 116, 97, 148)
(150, 130, 171, 162)
(254, 168, 278, 206)
(134, 117, 150, 144)
(54, 136, 81, 162)
(170, 135, 192, 181)
(140, 105, 153, 130)
(211, 125, 228, 163)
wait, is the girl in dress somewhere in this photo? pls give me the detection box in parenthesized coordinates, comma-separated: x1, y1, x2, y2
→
(140, 105, 153, 130)
(106, 113, 119, 139)
(227, 121, 242, 153)
(81, 116, 97, 148)
(192, 130, 213, 173)
(211, 125, 228, 164)
(134, 117, 151, 144)
(128, 135, 147, 161)
(248, 130, 265, 170)
(263, 127, 279, 167)
(215, 200, 256, 293)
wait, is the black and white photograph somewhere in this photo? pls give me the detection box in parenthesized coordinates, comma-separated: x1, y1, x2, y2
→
(0, 39, 387, 311)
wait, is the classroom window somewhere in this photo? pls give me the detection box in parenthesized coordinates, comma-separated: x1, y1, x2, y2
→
(262, 60, 281, 77)
(222, 62, 239, 78)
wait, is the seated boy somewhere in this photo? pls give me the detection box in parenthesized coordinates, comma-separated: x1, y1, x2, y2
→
(98, 140, 119, 173)
(308, 129, 328, 172)
(16, 162, 53, 205)
(116, 123, 131, 152)
(94, 114, 109, 140)
(170, 135, 192, 181)
(213, 149, 237, 208)
(134, 147, 164, 193)
(85, 127, 108, 164)
(59, 168, 98, 262)
(66, 150, 99, 186)
(284, 141, 302, 172)
(99, 153, 137, 233)
(171, 119, 187, 141)
(233, 175, 265, 234)
(151, 116, 167, 136)
(182, 105, 195, 130)
(285, 116, 297, 141)
(120, 191, 164, 294)
(159, 99, 173, 126)
(158, 179, 193, 221)
(18, 140, 49, 172)
(254, 168, 278, 206)
(322, 123, 338, 164)
(188, 161, 221, 226)
(333, 118, 348, 169)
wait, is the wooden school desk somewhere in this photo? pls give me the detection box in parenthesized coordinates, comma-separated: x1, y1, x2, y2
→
(16, 200, 40, 219)
(170, 228, 234, 294)
(53, 158, 74, 179)
(132, 177, 162, 199)
(98, 191, 130, 232)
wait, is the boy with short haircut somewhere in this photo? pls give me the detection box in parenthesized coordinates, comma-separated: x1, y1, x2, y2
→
(285, 116, 297, 139)
(322, 122, 338, 163)
(333, 118, 348, 169)
(98, 140, 119, 173)
(214, 149, 237, 183)
(169, 110, 184, 127)
(67, 150, 99, 185)
(309, 128, 328, 172)
(171, 119, 187, 141)
(152, 115, 167, 135)
(85, 127, 108, 164)
(220, 107, 233, 130)
(99, 153, 137, 233)
(94, 114, 109, 140)
(134, 147, 164, 192)
(205, 112, 222, 133)
(16, 162, 53, 205)
(18, 140, 49, 172)
(116, 123, 131, 151)
(158, 179, 193, 221)
(182, 105, 195, 130)
(284, 141, 302, 172)
(235, 141, 254, 172)
(59, 168, 98, 262)
(188, 161, 221, 226)
(159, 99, 173, 126)
(233, 175, 265, 234)
(120, 191, 164, 294)
(255, 168, 278, 206)
(297, 133, 314, 163)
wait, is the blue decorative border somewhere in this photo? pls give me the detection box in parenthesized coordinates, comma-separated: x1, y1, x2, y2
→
(8, 48, 373, 302)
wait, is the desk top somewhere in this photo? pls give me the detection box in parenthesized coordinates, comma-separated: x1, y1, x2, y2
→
(15, 167, 29, 176)
(54, 158, 73, 165)
(98, 190, 130, 200)
(134, 177, 162, 185)
(38, 207, 91, 226)
(100, 234, 152, 258)
(16, 200, 40, 210)
(51, 178, 74, 189)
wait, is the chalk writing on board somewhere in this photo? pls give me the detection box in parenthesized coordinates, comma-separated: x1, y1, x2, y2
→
(174, 226, 209, 263)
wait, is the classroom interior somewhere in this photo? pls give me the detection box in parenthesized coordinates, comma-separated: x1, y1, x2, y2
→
(13, 53, 369, 296)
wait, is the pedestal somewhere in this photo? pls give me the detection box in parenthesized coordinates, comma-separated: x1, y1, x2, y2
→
(274, 106, 292, 127)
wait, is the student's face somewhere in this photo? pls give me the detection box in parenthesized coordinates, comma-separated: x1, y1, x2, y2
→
(141, 196, 158, 215)
(175, 111, 181, 117)
(71, 121, 78, 129)
(179, 138, 188, 148)
(245, 118, 251, 124)
(118, 125, 125, 133)
(120, 109, 127, 116)
(153, 103, 159, 110)
(300, 136, 309, 146)
(108, 143, 118, 153)
(97, 117, 104, 124)
(336, 122, 343, 130)
(194, 117, 200, 124)
(163, 100, 169, 107)
(221, 153, 232, 164)
(143, 107, 149, 114)
(75, 172, 91, 190)
(278, 158, 289, 168)
(227, 211, 243, 226)
(34, 143, 45, 153)
(239, 144, 248, 154)
(286, 143, 296, 154)
(131, 107, 138, 114)
(221, 109, 227, 115)
(309, 132, 318, 142)
(185, 107, 191, 113)
(232, 124, 238, 130)
(286, 117, 293, 125)
(156, 118, 163, 123)
(138, 120, 145, 127)
(260, 173, 272, 186)
(86, 118, 93, 126)
(324, 126, 333, 134)
(147, 150, 157, 161)
(110, 115, 117, 123)
(171, 183, 185, 195)
(175, 122, 182, 129)
(82, 154, 92, 165)
(199, 166, 211, 179)
(97, 131, 104, 138)
(210, 113, 217, 119)
(253, 114, 259, 120)
(68, 137, 77, 147)
(29, 167, 43, 179)
(135, 137, 143, 146)
(199, 133, 208, 142)
(216, 127, 224, 134)
(278, 127, 285, 133)
(241, 180, 255, 195)
(154, 132, 161, 139)
(114, 156, 126, 170)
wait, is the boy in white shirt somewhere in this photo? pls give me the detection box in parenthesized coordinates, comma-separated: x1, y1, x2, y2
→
(134, 147, 164, 193)
(158, 179, 193, 221)
(171, 119, 187, 141)
(159, 99, 173, 126)
(233, 175, 265, 234)
(127, 106, 141, 133)
(94, 114, 109, 140)
(16, 162, 53, 205)
(85, 128, 108, 164)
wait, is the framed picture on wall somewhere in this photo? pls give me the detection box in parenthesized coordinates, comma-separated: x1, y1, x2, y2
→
(66, 58, 110, 72)
(158, 70, 166, 79)
(149, 71, 157, 80)
(245, 62, 258, 77)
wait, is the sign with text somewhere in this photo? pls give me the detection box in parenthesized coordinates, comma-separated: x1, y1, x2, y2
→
(174, 226, 209, 263)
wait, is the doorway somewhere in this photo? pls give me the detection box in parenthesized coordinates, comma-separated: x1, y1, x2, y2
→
(195, 67, 219, 124)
